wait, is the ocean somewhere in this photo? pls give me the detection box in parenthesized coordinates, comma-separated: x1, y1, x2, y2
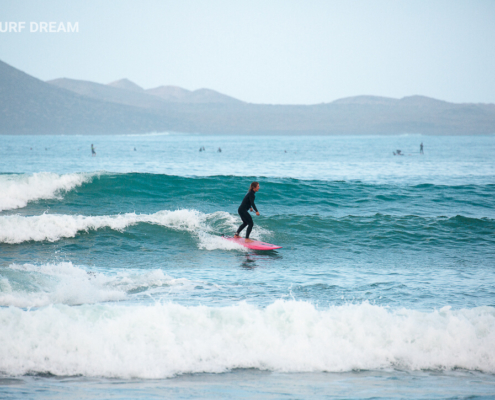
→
(1, 133, 494, 399)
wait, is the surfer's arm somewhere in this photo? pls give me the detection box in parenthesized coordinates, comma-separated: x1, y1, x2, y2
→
(249, 192, 258, 212)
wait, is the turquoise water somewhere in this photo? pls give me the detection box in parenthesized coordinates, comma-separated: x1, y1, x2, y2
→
(1, 134, 495, 399)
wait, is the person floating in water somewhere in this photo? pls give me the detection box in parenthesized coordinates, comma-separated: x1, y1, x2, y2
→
(218, 147, 222, 153)
(91, 144, 96, 157)
(234, 181, 260, 242)
(420, 142, 424, 154)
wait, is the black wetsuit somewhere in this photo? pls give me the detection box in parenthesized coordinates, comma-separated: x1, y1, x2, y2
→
(236, 190, 258, 239)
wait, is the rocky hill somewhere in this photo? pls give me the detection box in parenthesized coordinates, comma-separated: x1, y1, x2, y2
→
(2, 59, 494, 135)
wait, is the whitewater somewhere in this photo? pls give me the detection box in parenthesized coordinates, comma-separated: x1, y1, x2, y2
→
(1, 134, 495, 399)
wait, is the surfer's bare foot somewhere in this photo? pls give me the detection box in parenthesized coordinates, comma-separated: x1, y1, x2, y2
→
(234, 233, 240, 238)
(245, 238, 253, 243)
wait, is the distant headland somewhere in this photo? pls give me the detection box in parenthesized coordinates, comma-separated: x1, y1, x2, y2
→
(1, 59, 494, 135)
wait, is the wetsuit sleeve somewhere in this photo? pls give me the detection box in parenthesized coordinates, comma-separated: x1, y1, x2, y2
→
(250, 191, 258, 212)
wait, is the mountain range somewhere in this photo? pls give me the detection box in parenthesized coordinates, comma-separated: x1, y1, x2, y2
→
(47, 77, 243, 110)
(1, 59, 494, 135)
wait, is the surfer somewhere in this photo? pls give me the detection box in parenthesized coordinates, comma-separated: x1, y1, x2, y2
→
(91, 144, 96, 157)
(234, 182, 260, 241)
(420, 142, 424, 154)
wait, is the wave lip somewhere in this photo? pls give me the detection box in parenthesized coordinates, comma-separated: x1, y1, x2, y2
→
(0, 172, 93, 212)
(0, 210, 205, 244)
(0, 301, 494, 378)
(0, 209, 263, 249)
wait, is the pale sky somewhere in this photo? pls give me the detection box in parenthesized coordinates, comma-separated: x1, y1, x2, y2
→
(1, 0, 495, 104)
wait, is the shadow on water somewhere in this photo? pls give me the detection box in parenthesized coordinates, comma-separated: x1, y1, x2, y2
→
(238, 251, 282, 269)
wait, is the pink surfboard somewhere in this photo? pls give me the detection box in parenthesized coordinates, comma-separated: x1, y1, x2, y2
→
(222, 236, 282, 250)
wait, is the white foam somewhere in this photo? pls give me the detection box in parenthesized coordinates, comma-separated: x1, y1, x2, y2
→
(0, 262, 194, 308)
(0, 172, 94, 212)
(0, 301, 494, 378)
(197, 232, 247, 251)
(198, 211, 272, 251)
(0, 209, 270, 248)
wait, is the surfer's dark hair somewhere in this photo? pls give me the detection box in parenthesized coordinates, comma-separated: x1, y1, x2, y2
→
(250, 181, 259, 190)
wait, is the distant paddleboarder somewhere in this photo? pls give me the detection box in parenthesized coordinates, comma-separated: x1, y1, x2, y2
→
(420, 142, 424, 154)
(91, 144, 96, 157)
(234, 182, 260, 242)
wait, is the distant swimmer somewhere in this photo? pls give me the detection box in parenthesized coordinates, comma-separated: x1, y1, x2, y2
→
(134, 147, 137, 151)
(420, 142, 424, 154)
(91, 144, 96, 157)
(234, 182, 260, 242)
(218, 147, 222, 153)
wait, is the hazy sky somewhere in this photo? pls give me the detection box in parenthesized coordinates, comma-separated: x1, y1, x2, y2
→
(2, 0, 495, 104)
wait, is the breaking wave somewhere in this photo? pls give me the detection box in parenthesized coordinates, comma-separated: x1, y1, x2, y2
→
(0, 301, 494, 378)
(0, 209, 265, 250)
(0, 262, 203, 308)
(0, 172, 94, 211)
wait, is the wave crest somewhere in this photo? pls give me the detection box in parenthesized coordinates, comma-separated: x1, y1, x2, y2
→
(0, 209, 264, 249)
(0, 301, 494, 377)
(0, 172, 94, 212)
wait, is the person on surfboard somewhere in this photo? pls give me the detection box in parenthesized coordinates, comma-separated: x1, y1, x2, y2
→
(234, 181, 260, 242)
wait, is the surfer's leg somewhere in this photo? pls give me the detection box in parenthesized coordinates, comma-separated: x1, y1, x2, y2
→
(236, 221, 247, 236)
(236, 209, 249, 236)
(246, 224, 253, 238)
(244, 213, 254, 239)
